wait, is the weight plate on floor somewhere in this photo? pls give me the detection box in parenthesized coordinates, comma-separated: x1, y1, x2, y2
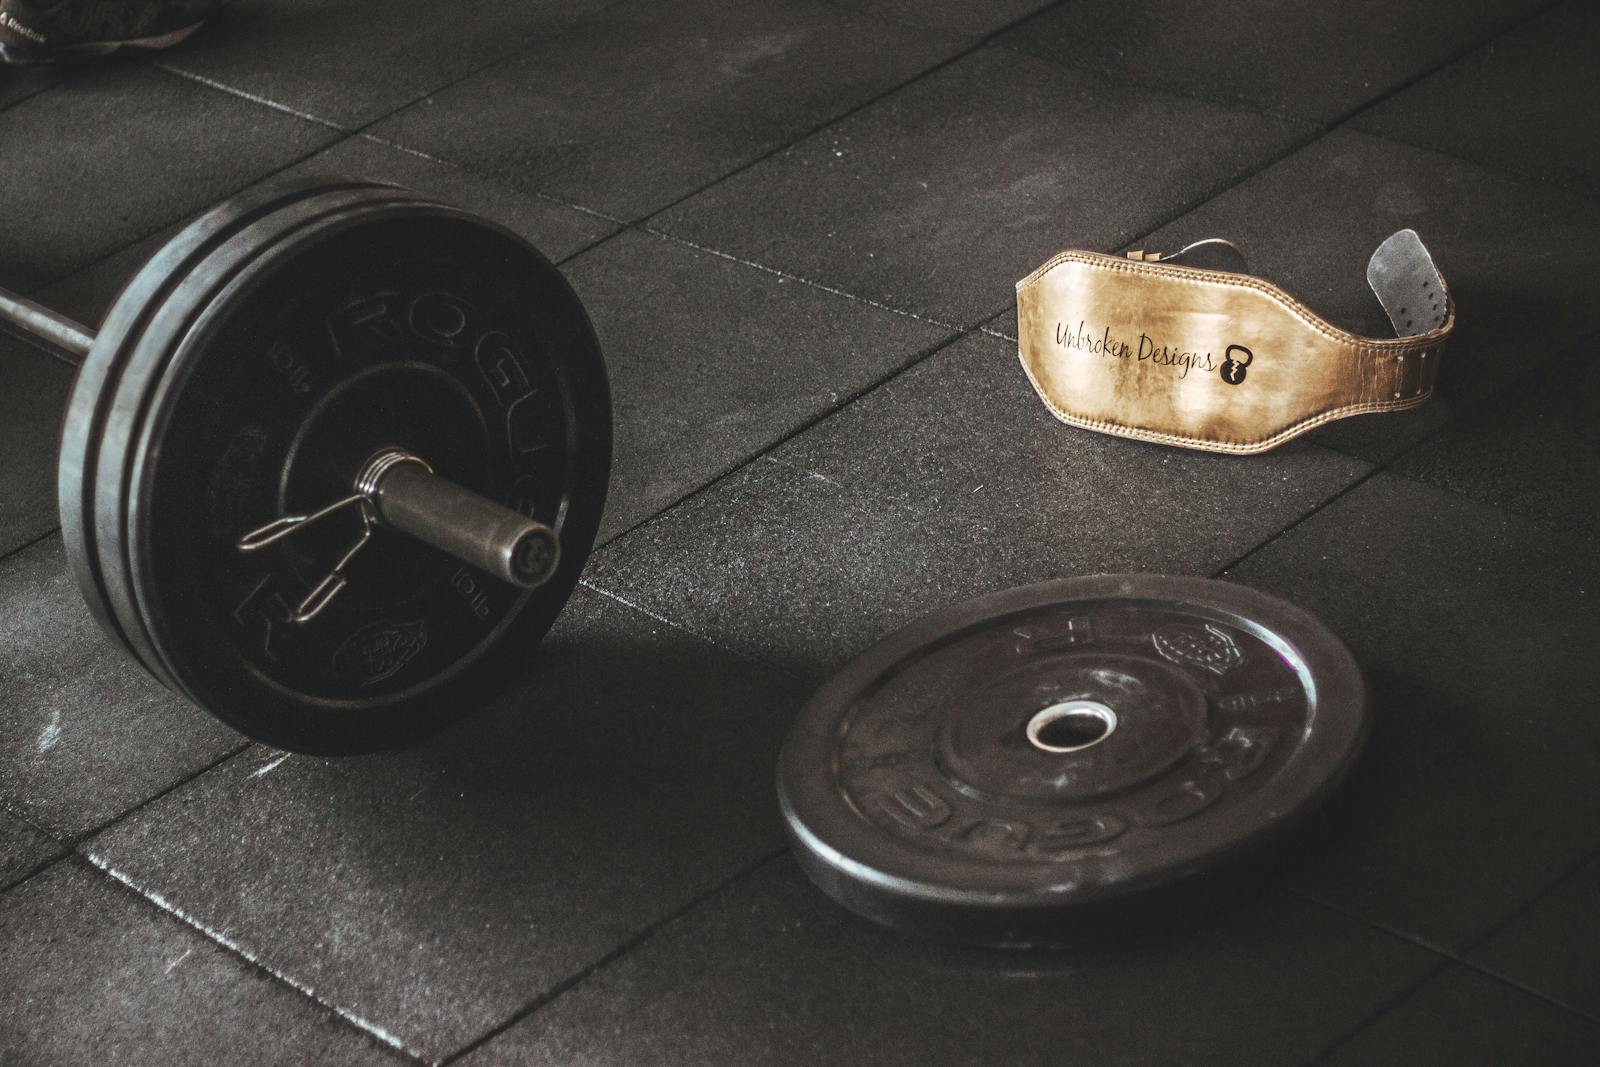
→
(71, 178, 611, 754)
(777, 575, 1366, 947)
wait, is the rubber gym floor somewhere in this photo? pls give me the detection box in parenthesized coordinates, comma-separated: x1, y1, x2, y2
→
(2, 1, 1598, 1063)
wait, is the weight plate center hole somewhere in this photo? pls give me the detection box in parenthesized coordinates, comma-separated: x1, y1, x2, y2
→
(1026, 700, 1118, 754)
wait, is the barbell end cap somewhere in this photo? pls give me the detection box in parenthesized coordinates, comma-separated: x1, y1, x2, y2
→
(507, 524, 561, 589)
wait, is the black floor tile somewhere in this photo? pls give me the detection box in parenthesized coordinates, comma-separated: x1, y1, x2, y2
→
(0, 538, 243, 837)
(0, 807, 62, 889)
(85, 589, 799, 1061)
(0, 860, 407, 1066)
(0, 341, 71, 555)
(1391, 336, 1600, 541)
(158, 0, 619, 128)
(1322, 964, 1598, 1064)
(307, 136, 624, 263)
(1124, 129, 1600, 464)
(0, 62, 337, 292)
(1351, 2, 1600, 194)
(980, 306, 1017, 342)
(461, 857, 1438, 1067)
(36, 133, 621, 334)
(369, 0, 963, 220)
(586, 331, 1369, 678)
(827, 0, 1056, 37)
(997, 0, 1550, 125)
(0, 61, 65, 111)
(1224, 474, 1600, 951)
(651, 45, 1311, 327)
(562, 230, 953, 540)
(1471, 854, 1600, 1020)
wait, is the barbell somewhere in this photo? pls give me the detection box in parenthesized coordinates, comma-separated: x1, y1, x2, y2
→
(0, 177, 613, 754)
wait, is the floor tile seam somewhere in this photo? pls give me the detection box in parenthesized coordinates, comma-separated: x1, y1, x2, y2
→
(1209, 459, 1380, 580)
(0, 524, 62, 569)
(23, 8, 676, 306)
(585, 325, 971, 555)
(17, 128, 631, 353)
(0, 797, 69, 892)
(437, 847, 789, 1065)
(150, 60, 346, 130)
(1290, 886, 1479, 964)
(1202, 323, 1590, 576)
(618, 0, 1185, 227)
(8, 0, 1559, 316)
(1352, 315, 1600, 541)
(1321, 0, 1568, 130)
(1453, 955, 1600, 1027)
(1303, 954, 1452, 1064)
(630, 225, 970, 333)
(1330, 121, 1599, 200)
(345, 42, 1340, 330)
(628, 64, 1319, 238)
(625, 33, 1015, 230)
(0, 729, 249, 895)
(576, 577, 811, 686)
(0, 736, 250, 896)
(66, 741, 253, 851)
(1380, 463, 1600, 548)
(146, 0, 647, 137)
(1289, 849, 1600, 1044)
(755, 452, 946, 530)
(1459, 844, 1600, 959)
(0, 793, 58, 837)
(0, 82, 55, 117)
(357, 130, 976, 315)
(988, 0, 1566, 136)
(352, 133, 633, 232)
(15, 125, 618, 324)
(65, 849, 434, 1065)
(810, 0, 1075, 43)
(1289, 886, 1463, 1063)
(985, 36, 1322, 130)
(0, 848, 66, 893)
(355, 35, 989, 237)
(1323, 307, 1598, 469)
(1205, 415, 1588, 587)
(313, 2, 998, 235)
(17, 127, 365, 302)
(345, 5, 1327, 274)
(1302, 920, 1600, 1061)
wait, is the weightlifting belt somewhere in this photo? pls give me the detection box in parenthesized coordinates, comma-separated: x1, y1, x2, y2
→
(1014, 230, 1453, 453)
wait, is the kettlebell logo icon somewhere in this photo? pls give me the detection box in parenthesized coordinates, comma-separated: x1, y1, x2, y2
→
(1220, 344, 1252, 385)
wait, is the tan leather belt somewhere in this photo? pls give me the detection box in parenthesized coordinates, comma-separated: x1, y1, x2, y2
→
(1015, 230, 1453, 453)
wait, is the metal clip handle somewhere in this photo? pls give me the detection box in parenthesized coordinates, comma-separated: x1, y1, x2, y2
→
(236, 448, 560, 625)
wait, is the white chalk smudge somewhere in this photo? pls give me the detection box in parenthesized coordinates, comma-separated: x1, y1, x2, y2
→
(252, 752, 290, 779)
(36, 709, 62, 752)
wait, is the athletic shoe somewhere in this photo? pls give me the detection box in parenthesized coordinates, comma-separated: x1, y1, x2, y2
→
(0, 0, 222, 65)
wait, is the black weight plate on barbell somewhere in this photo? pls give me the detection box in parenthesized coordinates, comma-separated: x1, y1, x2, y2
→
(91, 183, 430, 699)
(90, 180, 610, 753)
(60, 176, 386, 680)
(777, 575, 1366, 948)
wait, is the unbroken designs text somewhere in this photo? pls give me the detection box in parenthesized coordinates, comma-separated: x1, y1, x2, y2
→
(1055, 319, 1219, 379)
